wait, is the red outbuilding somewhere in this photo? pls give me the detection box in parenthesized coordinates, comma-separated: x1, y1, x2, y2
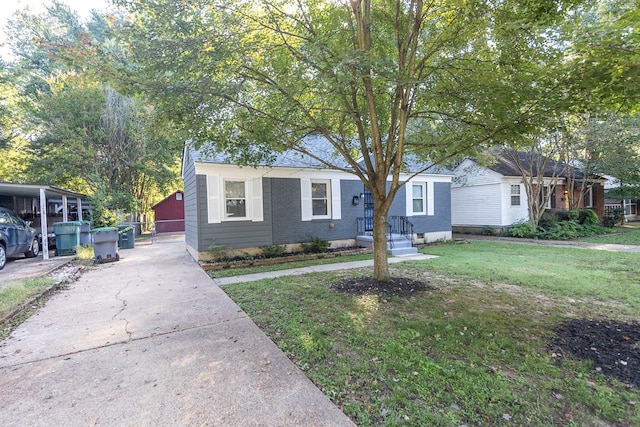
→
(152, 191, 185, 233)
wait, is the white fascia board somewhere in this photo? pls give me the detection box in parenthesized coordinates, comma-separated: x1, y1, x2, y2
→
(195, 162, 452, 183)
(400, 173, 453, 183)
(194, 162, 360, 181)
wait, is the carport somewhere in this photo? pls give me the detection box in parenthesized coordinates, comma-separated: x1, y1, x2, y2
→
(0, 182, 88, 260)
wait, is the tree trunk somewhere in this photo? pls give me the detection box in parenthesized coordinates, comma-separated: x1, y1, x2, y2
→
(372, 197, 391, 282)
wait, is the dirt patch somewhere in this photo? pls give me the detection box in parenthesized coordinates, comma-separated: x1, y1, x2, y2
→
(551, 318, 640, 389)
(330, 276, 433, 297)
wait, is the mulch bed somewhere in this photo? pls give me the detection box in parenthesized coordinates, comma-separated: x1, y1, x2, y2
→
(551, 318, 640, 389)
(331, 276, 432, 297)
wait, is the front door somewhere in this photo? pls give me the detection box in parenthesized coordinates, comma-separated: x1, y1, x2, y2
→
(363, 188, 373, 233)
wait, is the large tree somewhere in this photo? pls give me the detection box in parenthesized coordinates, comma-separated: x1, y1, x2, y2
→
(3, 1, 182, 222)
(118, 0, 588, 280)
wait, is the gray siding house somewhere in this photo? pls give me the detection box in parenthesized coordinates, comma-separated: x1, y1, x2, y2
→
(182, 139, 453, 261)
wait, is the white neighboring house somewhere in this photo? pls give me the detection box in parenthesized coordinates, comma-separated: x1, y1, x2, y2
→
(604, 175, 639, 222)
(450, 158, 529, 232)
(450, 153, 606, 233)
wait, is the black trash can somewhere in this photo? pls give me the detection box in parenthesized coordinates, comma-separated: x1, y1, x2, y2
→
(117, 225, 135, 249)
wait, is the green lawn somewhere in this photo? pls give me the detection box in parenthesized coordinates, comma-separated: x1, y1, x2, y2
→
(419, 241, 640, 315)
(1, 277, 55, 338)
(582, 225, 640, 245)
(223, 241, 640, 426)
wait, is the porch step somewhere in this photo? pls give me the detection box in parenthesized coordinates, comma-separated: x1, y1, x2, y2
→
(388, 237, 418, 256)
(356, 234, 418, 256)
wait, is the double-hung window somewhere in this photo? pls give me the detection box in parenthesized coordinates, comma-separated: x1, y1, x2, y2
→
(224, 180, 247, 219)
(311, 180, 330, 217)
(412, 183, 426, 215)
(510, 185, 521, 206)
(406, 180, 433, 217)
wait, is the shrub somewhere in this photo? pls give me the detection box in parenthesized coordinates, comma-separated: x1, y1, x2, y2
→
(567, 209, 580, 221)
(508, 221, 537, 238)
(481, 226, 494, 236)
(208, 240, 230, 262)
(577, 208, 599, 226)
(538, 211, 557, 229)
(603, 207, 624, 228)
(260, 244, 286, 258)
(301, 236, 330, 254)
(538, 220, 581, 240)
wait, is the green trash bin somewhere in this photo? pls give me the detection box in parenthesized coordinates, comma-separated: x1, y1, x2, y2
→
(53, 221, 80, 256)
(117, 225, 135, 249)
(92, 227, 119, 263)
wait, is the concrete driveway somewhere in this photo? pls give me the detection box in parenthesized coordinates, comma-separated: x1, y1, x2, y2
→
(0, 233, 354, 426)
(1, 252, 74, 289)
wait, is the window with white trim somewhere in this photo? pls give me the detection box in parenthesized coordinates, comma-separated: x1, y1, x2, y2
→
(412, 183, 426, 215)
(539, 186, 551, 209)
(224, 180, 247, 219)
(624, 199, 637, 216)
(584, 187, 593, 207)
(207, 175, 263, 224)
(510, 185, 521, 206)
(311, 180, 330, 217)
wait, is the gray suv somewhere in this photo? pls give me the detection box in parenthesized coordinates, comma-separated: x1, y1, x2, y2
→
(0, 207, 40, 270)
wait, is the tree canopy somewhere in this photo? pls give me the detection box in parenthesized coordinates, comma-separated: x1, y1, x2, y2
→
(116, 0, 595, 280)
(0, 1, 183, 225)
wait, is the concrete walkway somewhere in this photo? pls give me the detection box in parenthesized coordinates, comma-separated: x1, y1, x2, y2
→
(214, 253, 437, 286)
(0, 234, 355, 426)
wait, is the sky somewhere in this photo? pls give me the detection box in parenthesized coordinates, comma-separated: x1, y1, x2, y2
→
(1, 0, 110, 59)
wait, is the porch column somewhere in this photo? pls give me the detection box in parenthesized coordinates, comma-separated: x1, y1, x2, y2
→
(76, 197, 83, 221)
(62, 195, 68, 222)
(39, 188, 49, 260)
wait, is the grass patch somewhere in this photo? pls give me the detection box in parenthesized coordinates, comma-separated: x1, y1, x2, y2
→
(75, 245, 95, 262)
(208, 252, 373, 278)
(223, 241, 640, 426)
(0, 277, 56, 320)
(582, 226, 640, 245)
(420, 241, 640, 315)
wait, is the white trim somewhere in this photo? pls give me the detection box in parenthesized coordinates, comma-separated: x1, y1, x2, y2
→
(411, 183, 426, 215)
(406, 180, 433, 216)
(194, 162, 452, 183)
(301, 178, 312, 221)
(584, 187, 593, 208)
(331, 178, 341, 220)
(206, 175, 221, 224)
(427, 181, 434, 216)
(223, 179, 249, 221)
(405, 184, 413, 217)
(251, 178, 263, 222)
(311, 179, 331, 219)
(510, 184, 521, 206)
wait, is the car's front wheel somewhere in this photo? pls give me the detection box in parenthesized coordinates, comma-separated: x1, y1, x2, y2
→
(0, 244, 6, 270)
(25, 237, 39, 258)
